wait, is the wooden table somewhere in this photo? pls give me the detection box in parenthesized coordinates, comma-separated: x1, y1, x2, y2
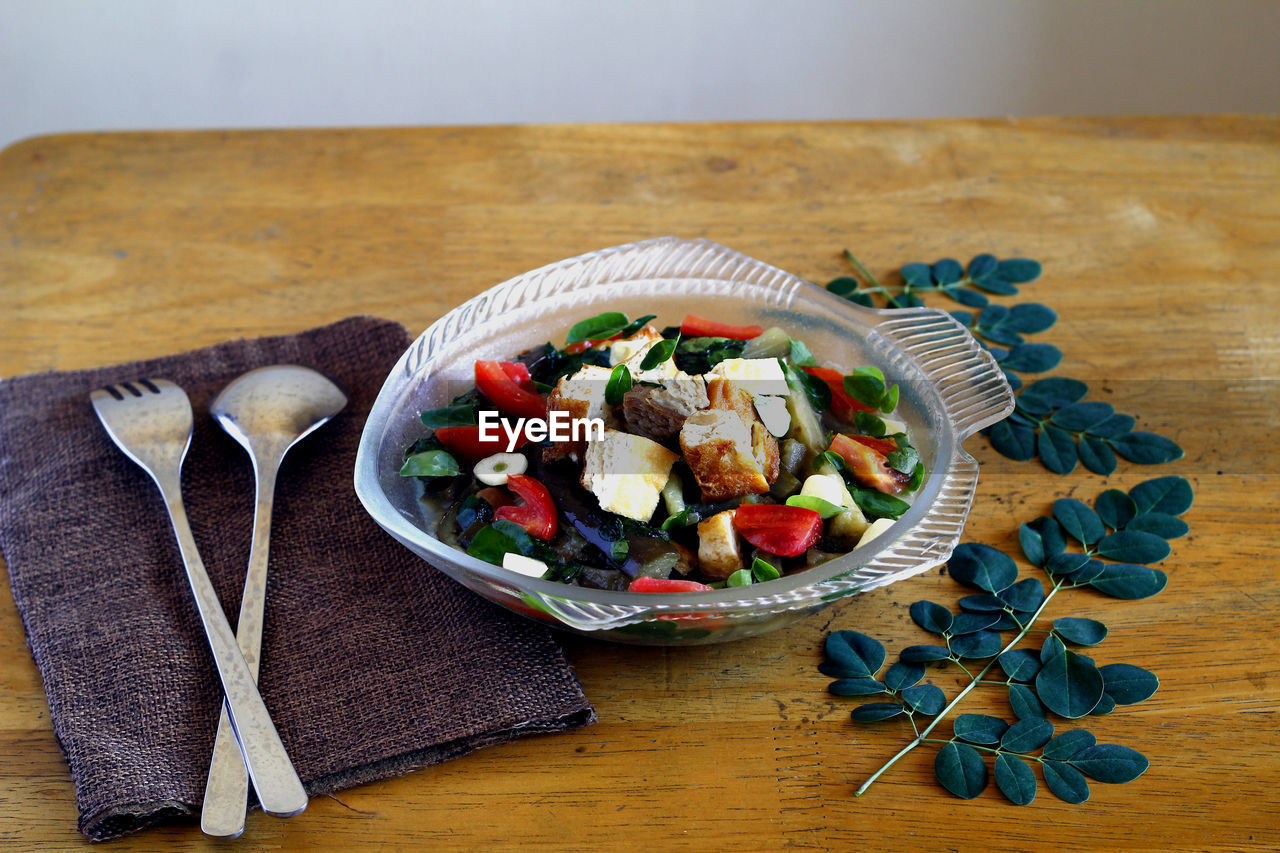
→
(2, 117, 1278, 851)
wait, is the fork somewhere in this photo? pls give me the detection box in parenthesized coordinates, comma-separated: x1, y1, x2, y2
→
(90, 379, 308, 819)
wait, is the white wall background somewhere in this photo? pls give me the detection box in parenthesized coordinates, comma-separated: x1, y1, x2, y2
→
(1, 0, 1277, 151)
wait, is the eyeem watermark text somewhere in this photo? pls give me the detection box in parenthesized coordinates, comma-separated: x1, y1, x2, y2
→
(478, 410, 605, 452)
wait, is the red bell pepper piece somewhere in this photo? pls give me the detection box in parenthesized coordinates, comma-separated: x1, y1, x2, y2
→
(800, 366, 874, 422)
(627, 576, 714, 593)
(828, 434, 909, 495)
(494, 474, 558, 540)
(732, 504, 822, 557)
(680, 314, 764, 341)
(475, 360, 546, 420)
(433, 425, 529, 463)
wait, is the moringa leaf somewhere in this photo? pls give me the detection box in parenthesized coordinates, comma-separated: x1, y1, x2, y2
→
(900, 644, 951, 663)
(1090, 692, 1117, 716)
(1099, 663, 1160, 705)
(1124, 512, 1190, 540)
(1004, 303, 1058, 334)
(1045, 551, 1091, 578)
(639, 335, 678, 370)
(1078, 434, 1119, 475)
(994, 754, 1038, 806)
(999, 342, 1062, 373)
(1053, 498, 1106, 546)
(1043, 760, 1091, 804)
(1009, 683, 1046, 719)
(1000, 578, 1046, 613)
(1020, 516, 1066, 567)
(829, 678, 888, 696)
(1018, 377, 1089, 414)
(934, 742, 988, 799)
(605, 364, 633, 406)
(1129, 475, 1194, 516)
(824, 630, 886, 679)
(1089, 564, 1168, 600)
(901, 684, 947, 715)
(988, 420, 1038, 461)
(954, 714, 1009, 745)
(1053, 617, 1108, 646)
(1069, 744, 1149, 783)
(850, 702, 905, 722)
(999, 648, 1043, 682)
(1109, 431, 1184, 464)
(1038, 425, 1079, 474)
(1051, 401, 1115, 432)
(1085, 412, 1138, 438)
(996, 258, 1042, 283)
(826, 276, 860, 296)
(950, 631, 1005, 659)
(884, 661, 926, 691)
(900, 262, 933, 287)
(947, 287, 989, 308)
(1043, 729, 1097, 760)
(932, 258, 964, 284)
(949, 611, 1001, 635)
(1095, 489, 1138, 531)
(958, 593, 1006, 612)
(566, 311, 629, 344)
(1036, 648, 1105, 719)
(1096, 530, 1171, 564)
(909, 600, 954, 635)
(947, 543, 1018, 593)
(1000, 718, 1055, 753)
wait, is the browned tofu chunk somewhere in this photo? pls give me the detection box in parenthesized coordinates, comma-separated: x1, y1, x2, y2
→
(679, 409, 770, 501)
(705, 377, 780, 484)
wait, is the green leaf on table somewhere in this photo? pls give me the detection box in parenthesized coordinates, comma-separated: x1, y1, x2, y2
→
(995, 754, 1038, 806)
(900, 644, 951, 663)
(999, 578, 1046, 613)
(1099, 663, 1160, 705)
(1009, 683, 1046, 719)
(949, 611, 1001, 635)
(958, 593, 1006, 612)
(1043, 760, 1091, 803)
(1043, 729, 1097, 761)
(935, 742, 988, 799)
(989, 420, 1038, 461)
(1129, 476, 1195, 516)
(1096, 530, 1171, 564)
(996, 258, 1042, 283)
(1045, 551, 1090, 578)
(1017, 377, 1089, 415)
(1078, 435, 1119, 475)
(1053, 617, 1108, 646)
(1051, 401, 1115, 432)
(1090, 692, 1117, 716)
(1124, 512, 1190, 540)
(1020, 516, 1066, 567)
(1089, 564, 1168, 600)
(947, 543, 1018, 593)
(826, 276, 860, 297)
(931, 258, 964, 284)
(901, 684, 947, 715)
(999, 648, 1043, 682)
(909, 600, 954, 635)
(999, 343, 1062, 373)
(1086, 412, 1137, 438)
(850, 702, 905, 722)
(954, 713, 1009, 745)
(884, 661, 926, 691)
(1069, 744, 1149, 784)
(1052, 498, 1106, 547)
(824, 630, 886, 679)
(1001, 717, 1054, 754)
(1095, 489, 1138, 531)
(1038, 425, 1079, 474)
(1036, 648, 1105, 719)
(1109, 432, 1184, 464)
(829, 678, 887, 697)
(950, 631, 1004, 659)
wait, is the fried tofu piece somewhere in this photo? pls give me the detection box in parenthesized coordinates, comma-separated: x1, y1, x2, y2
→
(705, 377, 780, 485)
(679, 409, 770, 501)
(696, 509, 744, 579)
(580, 429, 679, 522)
(544, 364, 612, 461)
(622, 371, 709, 441)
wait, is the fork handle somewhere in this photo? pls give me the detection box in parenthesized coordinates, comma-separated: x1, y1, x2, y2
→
(201, 462, 279, 837)
(157, 480, 308, 819)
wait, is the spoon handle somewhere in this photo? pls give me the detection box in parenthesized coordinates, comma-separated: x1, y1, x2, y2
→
(201, 462, 298, 836)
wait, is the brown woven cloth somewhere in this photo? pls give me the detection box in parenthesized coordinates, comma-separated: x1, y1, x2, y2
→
(0, 316, 595, 841)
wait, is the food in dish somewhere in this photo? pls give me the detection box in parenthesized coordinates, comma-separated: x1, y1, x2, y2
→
(400, 312, 925, 592)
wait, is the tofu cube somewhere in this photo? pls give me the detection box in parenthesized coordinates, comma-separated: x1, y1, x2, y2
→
(544, 364, 613, 460)
(708, 357, 789, 395)
(697, 509, 744, 579)
(580, 429, 679, 522)
(679, 409, 770, 501)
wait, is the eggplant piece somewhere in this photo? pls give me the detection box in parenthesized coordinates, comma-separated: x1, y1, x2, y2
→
(536, 458, 681, 579)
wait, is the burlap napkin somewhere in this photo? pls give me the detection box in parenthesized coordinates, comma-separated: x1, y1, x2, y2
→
(0, 316, 595, 841)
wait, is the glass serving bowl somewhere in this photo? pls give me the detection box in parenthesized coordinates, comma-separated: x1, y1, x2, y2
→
(354, 237, 1013, 645)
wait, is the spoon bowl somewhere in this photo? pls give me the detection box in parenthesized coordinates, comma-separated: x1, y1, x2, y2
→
(200, 365, 347, 837)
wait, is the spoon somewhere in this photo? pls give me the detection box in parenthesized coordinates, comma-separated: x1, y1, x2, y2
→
(200, 365, 348, 838)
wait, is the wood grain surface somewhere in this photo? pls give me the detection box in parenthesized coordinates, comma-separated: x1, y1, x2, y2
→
(2, 117, 1277, 851)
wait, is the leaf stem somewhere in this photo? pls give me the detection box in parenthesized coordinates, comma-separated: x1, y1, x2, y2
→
(853, 578, 1066, 796)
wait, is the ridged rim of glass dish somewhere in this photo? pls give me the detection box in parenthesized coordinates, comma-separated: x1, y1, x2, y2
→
(355, 237, 1013, 630)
